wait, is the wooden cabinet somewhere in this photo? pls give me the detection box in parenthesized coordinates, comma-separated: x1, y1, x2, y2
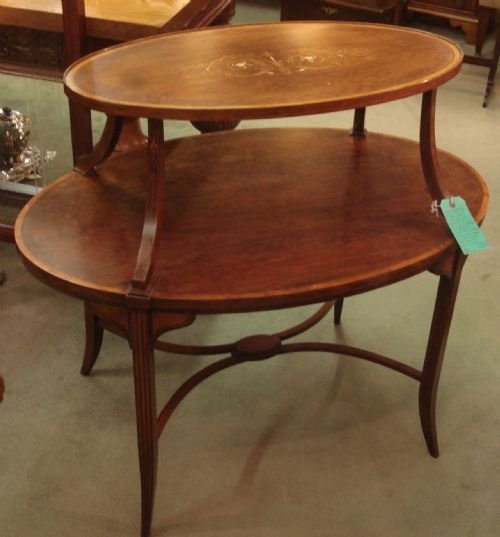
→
(406, 0, 493, 50)
(281, 0, 402, 24)
(281, 0, 493, 51)
(0, 0, 235, 79)
(409, 0, 477, 14)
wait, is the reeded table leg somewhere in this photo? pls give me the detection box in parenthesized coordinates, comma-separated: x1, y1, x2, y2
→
(419, 253, 466, 457)
(129, 308, 158, 537)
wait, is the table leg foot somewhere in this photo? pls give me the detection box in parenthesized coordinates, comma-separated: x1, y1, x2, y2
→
(129, 309, 158, 537)
(81, 302, 104, 376)
(419, 253, 465, 457)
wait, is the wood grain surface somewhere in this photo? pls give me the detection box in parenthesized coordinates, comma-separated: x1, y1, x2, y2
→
(15, 128, 488, 313)
(63, 22, 463, 120)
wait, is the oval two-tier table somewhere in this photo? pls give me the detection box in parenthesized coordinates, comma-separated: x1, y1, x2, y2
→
(15, 22, 488, 537)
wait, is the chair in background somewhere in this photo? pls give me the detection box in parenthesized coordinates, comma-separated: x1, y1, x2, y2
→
(463, 0, 500, 106)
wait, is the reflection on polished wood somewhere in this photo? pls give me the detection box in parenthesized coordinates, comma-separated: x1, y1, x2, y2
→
(64, 22, 462, 121)
(14, 22, 489, 537)
(16, 128, 488, 311)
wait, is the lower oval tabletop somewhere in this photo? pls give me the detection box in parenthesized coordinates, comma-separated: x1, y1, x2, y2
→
(15, 127, 488, 313)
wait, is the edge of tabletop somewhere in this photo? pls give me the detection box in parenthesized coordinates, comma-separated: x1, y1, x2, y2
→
(14, 175, 130, 305)
(62, 21, 464, 121)
(13, 131, 489, 312)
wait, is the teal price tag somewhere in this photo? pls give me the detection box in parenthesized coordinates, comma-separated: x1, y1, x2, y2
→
(440, 196, 488, 255)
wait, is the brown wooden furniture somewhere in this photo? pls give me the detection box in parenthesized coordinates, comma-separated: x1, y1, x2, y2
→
(0, 0, 234, 79)
(0, 224, 10, 283)
(0, 222, 13, 243)
(463, 0, 500, 106)
(281, 0, 403, 24)
(0, 0, 234, 243)
(405, 0, 493, 51)
(15, 22, 488, 537)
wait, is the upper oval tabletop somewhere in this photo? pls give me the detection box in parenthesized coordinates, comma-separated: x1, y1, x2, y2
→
(64, 22, 462, 120)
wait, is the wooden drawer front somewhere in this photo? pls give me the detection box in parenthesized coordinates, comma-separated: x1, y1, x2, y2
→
(412, 0, 477, 11)
(281, 0, 395, 22)
(407, 0, 478, 16)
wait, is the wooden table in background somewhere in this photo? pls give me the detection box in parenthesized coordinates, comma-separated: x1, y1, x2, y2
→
(0, 0, 234, 79)
(16, 22, 488, 537)
(405, 0, 493, 51)
(0, 0, 234, 243)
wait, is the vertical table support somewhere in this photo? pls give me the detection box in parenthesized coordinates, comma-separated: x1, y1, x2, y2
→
(419, 87, 462, 456)
(419, 87, 465, 457)
(74, 115, 124, 175)
(351, 107, 366, 137)
(131, 119, 166, 290)
(128, 305, 158, 537)
(61, 0, 94, 163)
(127, 118, 165, 536)
(420, 252, 466, 457)
(420, 89, 446, 202)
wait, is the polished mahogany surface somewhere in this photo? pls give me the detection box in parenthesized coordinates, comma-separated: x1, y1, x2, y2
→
(16, 128, 488, 313)
(63, 22, 463, 120)
(14, 20, 489, 537)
